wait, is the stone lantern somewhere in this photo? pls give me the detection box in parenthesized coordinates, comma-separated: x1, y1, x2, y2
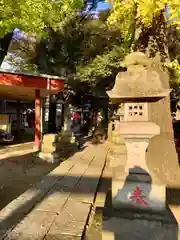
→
(107, 52, 171, 212)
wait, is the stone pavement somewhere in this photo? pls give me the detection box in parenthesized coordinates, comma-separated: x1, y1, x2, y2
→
(0, 142, 34, 160)
(0, 142, 110, 240)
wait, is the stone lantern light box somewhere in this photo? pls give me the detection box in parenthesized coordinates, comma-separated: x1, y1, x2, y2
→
(107, 52, 171, 212)
(124, 102, 148, 122)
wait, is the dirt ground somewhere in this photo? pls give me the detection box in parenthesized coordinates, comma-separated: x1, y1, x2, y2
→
(0, 151, 58, 210)
(0, 141, 82, 210)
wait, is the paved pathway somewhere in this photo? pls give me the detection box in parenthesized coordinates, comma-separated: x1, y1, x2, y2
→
(0, 142, 109, 240)
(0, 142, 34, 160)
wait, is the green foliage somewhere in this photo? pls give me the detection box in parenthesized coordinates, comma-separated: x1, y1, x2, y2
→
(31, 15, 126, 86)
(76, 45, 127, 84)
(0, 0, 126, 89)
(107, 0, 138, 43)
(107, 0, 180, 39)
(107, 0, 180, 88)
(166, 59, 180, 83)
(0, 0, 84, 37)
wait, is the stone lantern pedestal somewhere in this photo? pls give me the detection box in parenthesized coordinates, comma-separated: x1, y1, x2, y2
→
(112, 122, 166, 212)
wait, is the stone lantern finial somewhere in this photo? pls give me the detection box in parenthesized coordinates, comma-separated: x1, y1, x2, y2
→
(124, 52, 152, 68)
(107, 52, 171, 101)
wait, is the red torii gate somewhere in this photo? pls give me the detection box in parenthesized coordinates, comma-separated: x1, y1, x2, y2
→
(0, 70, 65, 150)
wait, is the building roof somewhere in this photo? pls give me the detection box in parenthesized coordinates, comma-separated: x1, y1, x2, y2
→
(0, 70, 65, 100)
(0, 68, 66, 81)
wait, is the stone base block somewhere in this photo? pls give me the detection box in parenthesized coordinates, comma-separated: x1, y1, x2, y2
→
(38, 152, 61, 163)
(102, 191, 178, 240)
(112, 172, 166, 212)
(70, 135, 75, 144)
(102, 214, 178, 240)
(41, 134, 57, 153)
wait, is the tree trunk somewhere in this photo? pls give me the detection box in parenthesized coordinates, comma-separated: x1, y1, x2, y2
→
(60, 103, 65, 131)
(134, 9, 170, 63)
(0, 32, 13, 66)
(128, 2, 138, 48)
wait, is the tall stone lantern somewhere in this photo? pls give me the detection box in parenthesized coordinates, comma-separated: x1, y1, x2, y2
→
(107, 52, 171, 212)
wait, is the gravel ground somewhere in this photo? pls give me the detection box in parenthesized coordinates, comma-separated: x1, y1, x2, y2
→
(0, 141, 82, 210)
(0, 151, 58, 210)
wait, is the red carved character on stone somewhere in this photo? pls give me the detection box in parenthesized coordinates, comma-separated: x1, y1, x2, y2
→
(130, 187, 148, 206)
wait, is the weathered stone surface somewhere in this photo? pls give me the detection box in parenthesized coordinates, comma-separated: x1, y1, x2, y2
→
(95, 166, 112, 208)
(124, 52, 152, 67)
(106, 52, 176, 213)
(45, 199, 91, 239)
(40, 133, 74, 163)
(136, 59, 178, 185)
(107, 52, 170, 100)
(147, 99, 179, 185)
(49, 161, 74, 176)
(0, 183, 55, 238)
(102, 191, 178, 240)
(44, 234, 81, 240)
(106, 134, 127, 168)
(112, 176, 166, 212)
(103, 216, 178, 240)
(41, 134, 57, 153)
(4, 210, 57, 240)
(35, 161, 92, 212)
(111, 122, 164, 212)
(71, 164, 104, 204)
(38, 152, 61, 163)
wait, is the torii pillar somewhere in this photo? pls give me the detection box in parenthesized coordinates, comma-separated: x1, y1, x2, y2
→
(34, 89, 41, 151)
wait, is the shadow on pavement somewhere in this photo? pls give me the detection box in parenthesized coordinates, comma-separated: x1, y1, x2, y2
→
(0, 173, 109, 239)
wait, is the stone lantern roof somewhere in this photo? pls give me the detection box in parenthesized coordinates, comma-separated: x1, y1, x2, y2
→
(107, 52, 171, 100)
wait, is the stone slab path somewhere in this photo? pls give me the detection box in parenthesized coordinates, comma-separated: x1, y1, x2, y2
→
(0, 142, 34, 160)
(0, 142, 109, 240)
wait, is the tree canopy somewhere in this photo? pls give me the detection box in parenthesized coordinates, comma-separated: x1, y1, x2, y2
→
(106, 0, 180, 88)
(29, 13, 126, 88)
(1, 0, 180, 92)
(0, 0, 105, 67)
(0, 0, 86, 65)
(0, 0, 84, 37)
(107, 0, 180, 41)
